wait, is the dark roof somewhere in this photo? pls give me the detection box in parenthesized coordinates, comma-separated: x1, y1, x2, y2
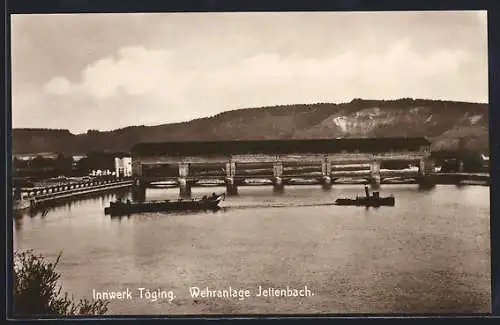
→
(131, 137, 431, 156)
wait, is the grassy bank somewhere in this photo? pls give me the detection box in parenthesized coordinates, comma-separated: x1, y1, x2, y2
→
(13, 249, 109, 317)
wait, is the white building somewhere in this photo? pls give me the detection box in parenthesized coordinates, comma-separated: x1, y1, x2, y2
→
(72, 155, 86, 162)
(72, 155, 86, 168)
(115, 157, 132, 178)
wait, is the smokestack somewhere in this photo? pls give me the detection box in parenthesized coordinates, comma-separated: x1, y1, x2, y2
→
(365, 186, 370, 198)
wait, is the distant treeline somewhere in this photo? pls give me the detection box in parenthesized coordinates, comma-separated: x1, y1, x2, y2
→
(431, 150, 489, 172)
(348, 97, 487, 108)
(13, 98, 489, 155)
(14, 128, 73, 134)
(14, 128, 72, 131)
(212, 98, 487, 117)
(12, 151, 128, 179)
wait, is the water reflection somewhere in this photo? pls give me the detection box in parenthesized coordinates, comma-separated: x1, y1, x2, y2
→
(110, 214, 132, 222)
(417, 183, 438, 192)
(14, 215, 23, 231)
(131, 187, 146, 202)
(27, 190, 130, 215)
(13, 183, 485, 220)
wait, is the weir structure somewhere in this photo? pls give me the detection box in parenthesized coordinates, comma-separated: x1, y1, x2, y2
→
(130, 137, 434, 197)
(13, 177, 134, 211)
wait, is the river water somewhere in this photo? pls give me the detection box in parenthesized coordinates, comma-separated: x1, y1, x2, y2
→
(13, 184, 491, 315)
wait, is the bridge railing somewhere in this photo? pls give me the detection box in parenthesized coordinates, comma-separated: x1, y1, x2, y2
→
(435, 172, 489, 177)
(19, 177, 133, 199)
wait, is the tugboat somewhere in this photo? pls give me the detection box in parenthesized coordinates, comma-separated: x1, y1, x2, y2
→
(104, 192, 225, 216)
(335, 186, 395, 207)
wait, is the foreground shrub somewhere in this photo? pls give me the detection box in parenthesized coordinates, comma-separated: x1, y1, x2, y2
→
(13, 249, 109, 316)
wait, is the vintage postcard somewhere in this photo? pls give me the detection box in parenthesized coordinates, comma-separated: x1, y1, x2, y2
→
(10, 11, 490, 316)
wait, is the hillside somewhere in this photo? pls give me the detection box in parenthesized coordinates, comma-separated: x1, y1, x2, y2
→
(12, 98, 489, 156)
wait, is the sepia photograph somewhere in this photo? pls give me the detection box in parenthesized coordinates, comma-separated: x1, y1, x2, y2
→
(10, 10, 491, 316)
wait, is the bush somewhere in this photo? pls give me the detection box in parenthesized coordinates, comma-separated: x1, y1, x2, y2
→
(13, 249, 109, 317)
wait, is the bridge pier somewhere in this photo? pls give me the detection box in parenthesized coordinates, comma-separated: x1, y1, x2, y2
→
(225, 177, 238, 195)
(178, 163, 191, 198)
(321, 176, 332, 190)
(273, 177, 284, 192)
(225, 161, 238, 195)
(273, 162, 284, 192)
(417, 157, 436, 189)
(178, 178, 191, 198)
(131, 182, 147, 202)
(369, 160, 381, 189)
(321, 158, 332, 190)
(417, 177, 437, 189)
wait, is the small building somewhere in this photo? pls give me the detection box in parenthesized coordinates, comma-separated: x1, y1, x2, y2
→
(72, 155, 87, 168)
(115, 157, 132, 178)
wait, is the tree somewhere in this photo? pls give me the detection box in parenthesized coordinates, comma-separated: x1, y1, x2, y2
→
(86, 129, 100, 135)
(13, 250, 109, 317)
(86, 151, 115, 171)
(31, 156, 49, 169)
(53, 154, 73, 175)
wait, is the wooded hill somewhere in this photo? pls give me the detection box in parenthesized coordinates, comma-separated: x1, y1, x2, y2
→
(12, 98, 489, 156)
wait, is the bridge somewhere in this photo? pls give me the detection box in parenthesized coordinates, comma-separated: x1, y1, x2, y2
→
(13, 177, 134, 210)
(130, 137, 435, 197)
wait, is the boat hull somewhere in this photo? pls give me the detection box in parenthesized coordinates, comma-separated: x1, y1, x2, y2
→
(335, 197, 395, 207)
(104, 195, 224, 216)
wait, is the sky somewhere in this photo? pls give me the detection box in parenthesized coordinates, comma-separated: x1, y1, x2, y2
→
(11, 11, 488, 134)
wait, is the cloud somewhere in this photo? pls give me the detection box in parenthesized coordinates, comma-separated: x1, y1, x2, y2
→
(81, 47, 180, 99)
(29, 36, 486, 133)
(44, 76, 72, 96)
(55, 38, 482, 102)
(12, 11, 489, 133)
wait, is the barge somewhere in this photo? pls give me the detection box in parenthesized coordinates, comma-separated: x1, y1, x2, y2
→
(104, 193, 225, 216)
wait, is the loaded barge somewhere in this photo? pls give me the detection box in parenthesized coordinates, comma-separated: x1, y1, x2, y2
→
(104, 193, 225, 216)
